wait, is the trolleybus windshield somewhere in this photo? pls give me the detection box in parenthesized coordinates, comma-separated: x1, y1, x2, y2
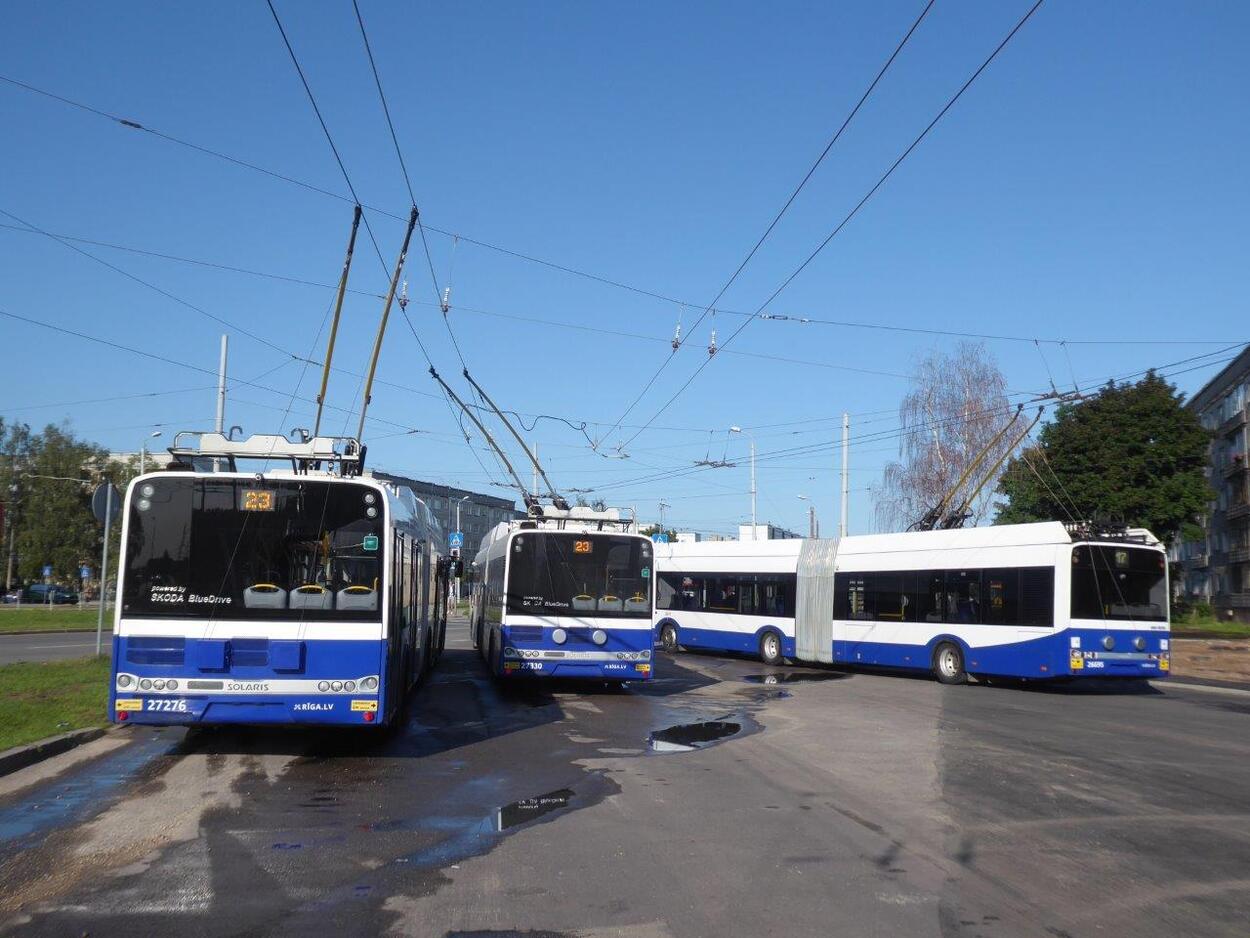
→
(1070, 545, 1167, 621)
(506, 534, 652, 617)
(122, 477, 383, 620)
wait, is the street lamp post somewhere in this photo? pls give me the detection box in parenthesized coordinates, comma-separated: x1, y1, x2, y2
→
(730, 426, 756, 540)
(139, 430, 162, 475)
(454, 495, 469, 603)
(797, 495, 817, 538)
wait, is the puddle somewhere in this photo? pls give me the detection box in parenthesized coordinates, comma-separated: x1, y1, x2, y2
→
(648, 720, 742, 753)
(742, 671, 847, 685)
(0, 731, 178, 857)
(495, 788, 574, 831)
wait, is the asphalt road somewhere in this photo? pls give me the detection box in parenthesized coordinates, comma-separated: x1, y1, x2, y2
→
(0, 631, 111, 664)
(1, 617, 1247, 936)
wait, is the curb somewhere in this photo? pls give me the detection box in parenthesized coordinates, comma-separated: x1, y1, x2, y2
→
(0, 727, 107, 778)
(1165, 675, 1250, 693)
(0, 629, 112, 637)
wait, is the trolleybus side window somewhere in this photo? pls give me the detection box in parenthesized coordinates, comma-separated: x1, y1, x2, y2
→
(835, 567, 1054, 627)
(659, 572, 796, 616)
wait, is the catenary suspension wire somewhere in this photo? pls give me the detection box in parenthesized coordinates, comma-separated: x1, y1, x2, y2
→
(598, 0, 937, 447)
(614, 0, 1048, 452)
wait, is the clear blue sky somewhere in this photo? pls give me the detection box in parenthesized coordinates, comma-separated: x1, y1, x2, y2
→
(2, 1, 1247, 536)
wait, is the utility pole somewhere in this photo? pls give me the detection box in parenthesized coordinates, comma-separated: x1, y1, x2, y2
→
(839, 412, 849, 538)
(215, 334, 229, 434)
(4, 481, 16, 591)
(658, 499, 670, 533)
(730, 426, 757, 540)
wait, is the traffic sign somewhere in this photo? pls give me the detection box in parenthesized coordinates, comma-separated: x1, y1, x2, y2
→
(42, 564, 53, 578)
(80, 565, 92, 581)
(449, 531, 464, 549)
(651, 533, 669, 544)
(91, 483, 122, 524)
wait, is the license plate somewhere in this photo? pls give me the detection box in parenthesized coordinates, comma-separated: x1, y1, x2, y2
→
(144, 698, 188, 712)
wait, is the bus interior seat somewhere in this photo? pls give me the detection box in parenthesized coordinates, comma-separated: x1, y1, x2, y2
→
(243, 584, 287, 609)
(290, 584, 332, 610)
(336, 586, 378, 611)
(598, 595, 624, 612)
(572, 594, 596, 612)
(624, 594, 648, 613)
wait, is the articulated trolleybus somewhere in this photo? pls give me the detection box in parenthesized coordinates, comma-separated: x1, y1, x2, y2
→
(472, 506, 655, 681)
(110, 431, 453, 728)
(654, 521, 1169, 684)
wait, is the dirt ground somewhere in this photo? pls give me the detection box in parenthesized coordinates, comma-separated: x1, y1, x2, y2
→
(1171, 638, 1250, 685)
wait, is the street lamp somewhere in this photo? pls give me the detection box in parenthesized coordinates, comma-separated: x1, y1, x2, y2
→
(139, 430, 162, 475)
(797, 495, 817, 539)
(729, 426, 757, 540)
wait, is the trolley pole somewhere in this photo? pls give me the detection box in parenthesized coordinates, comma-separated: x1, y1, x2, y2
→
(839, 412, 849, 538)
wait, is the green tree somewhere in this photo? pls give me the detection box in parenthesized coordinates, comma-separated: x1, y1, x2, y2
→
(995, 372, 1211, 543)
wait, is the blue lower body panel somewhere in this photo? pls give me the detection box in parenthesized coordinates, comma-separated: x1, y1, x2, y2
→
(655, 619, 796, 659)
(831, 627, 1170, 680)
(109, 635, 392, 726)
(496, 624, 654, 681)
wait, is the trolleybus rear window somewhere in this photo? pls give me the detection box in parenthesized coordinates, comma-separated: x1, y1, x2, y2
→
(506, 534, 652, 618)
(122, 477, 384, 620)
(1070, 545, 1167, 621)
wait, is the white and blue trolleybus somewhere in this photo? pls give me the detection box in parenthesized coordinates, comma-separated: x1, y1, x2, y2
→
(472, 506, 655, 682)
(653, 521, 1169, 683)
(110, 431, 453, 727)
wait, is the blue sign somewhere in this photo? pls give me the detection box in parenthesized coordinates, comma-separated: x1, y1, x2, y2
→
(651, 533, 669, 544)
(449, 531, 464, 549)
(42, 564, 53, 578)
(80, 565, 92, 581)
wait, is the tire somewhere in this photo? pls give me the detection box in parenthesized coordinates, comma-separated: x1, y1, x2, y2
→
(933, 642, 968, 685)
(487, 630, 501, 678)
(659, 622, 679, 653)
(759, 630, 783, 666)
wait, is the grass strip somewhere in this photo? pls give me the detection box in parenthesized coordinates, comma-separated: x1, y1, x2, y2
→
(0, 655, 111, 751)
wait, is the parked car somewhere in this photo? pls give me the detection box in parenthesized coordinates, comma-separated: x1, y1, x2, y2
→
(22, 584, 79, 604)
(2, 588, 21, 604)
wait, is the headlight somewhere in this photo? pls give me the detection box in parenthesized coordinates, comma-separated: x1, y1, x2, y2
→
(592, 629, 608, 646)
(504, 647, 517, 657)
(1133, 636, 1146, 651)
(166, 679, 178, 690)
(1102, 635, 1115, 651)
(117, 674, 133, 688)
(140, 483, 155, 498)
(331, 681, 343, 692)
(139, 678, 153, 690)
(362, 676, 378, 690)
(366, 506, 378, 518)
(318, 681, 330, 692)
(137, 498, 151, 512)
(551, 628, 567, 644)
(641, 650, 651, 660)
(344, 680, 357, 692)
(153, 679, 166, 691)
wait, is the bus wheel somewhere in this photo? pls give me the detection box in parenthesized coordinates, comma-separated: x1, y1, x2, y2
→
(488, 631, 501, 677)
(933, 642, 967, 685)
(759, 631, 783, 666)
(659, 622, 679, 653)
